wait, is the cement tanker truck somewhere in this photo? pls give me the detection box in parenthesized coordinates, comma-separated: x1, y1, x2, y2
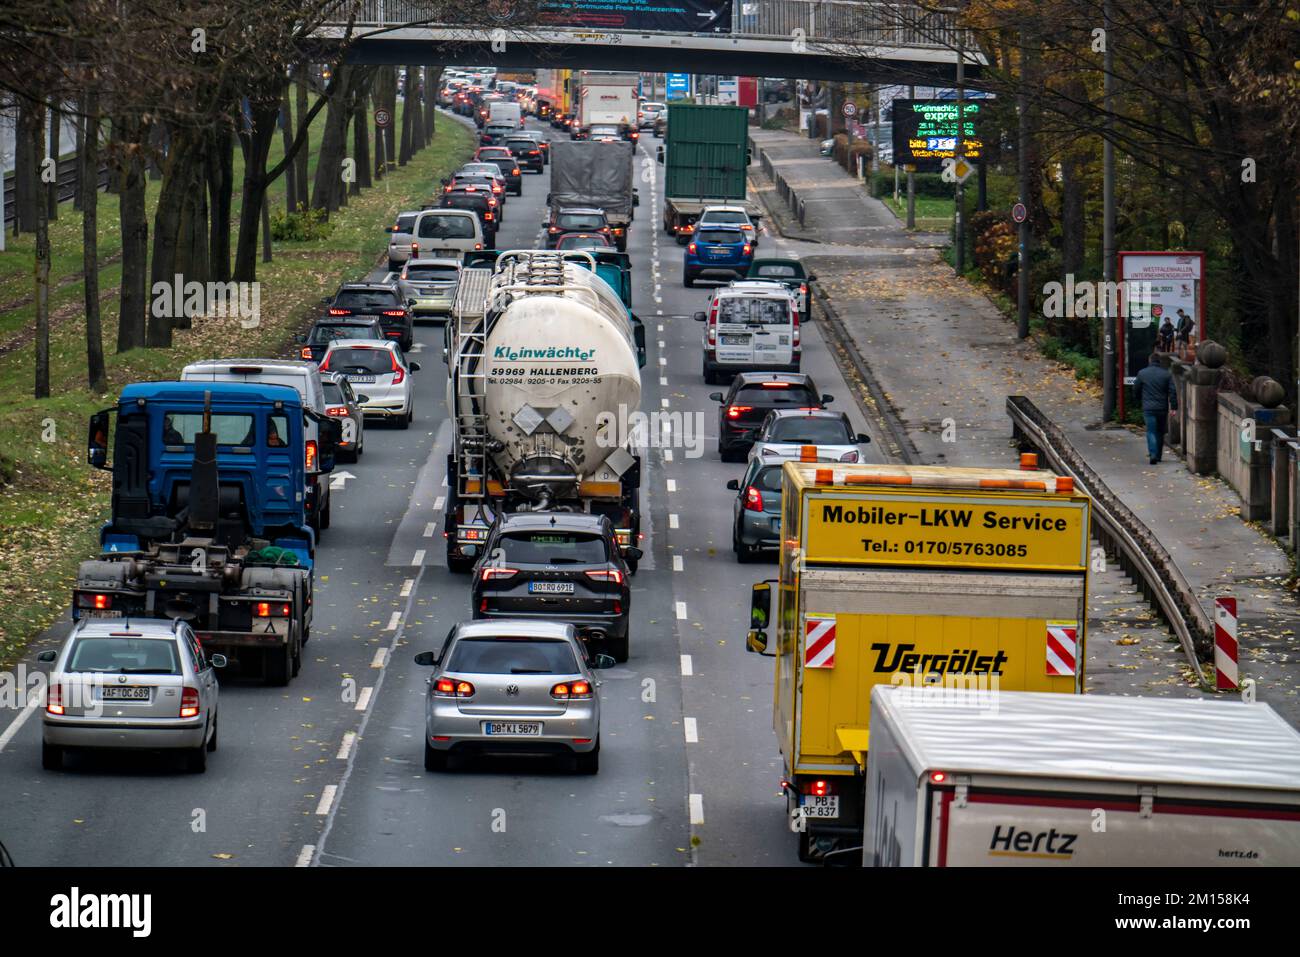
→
(444, 250, 646, 573)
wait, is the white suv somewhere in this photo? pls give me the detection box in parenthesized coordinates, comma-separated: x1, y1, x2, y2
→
(696, 285, 801, 384)
(320, 340, 421, 429)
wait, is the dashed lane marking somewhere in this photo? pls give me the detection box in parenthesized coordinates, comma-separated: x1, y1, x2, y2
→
(676, 601, 687, 620)
(680, 654, 694, 676)
(315, 785, 338, 816)
(355, 686, 373, 712)
(684, 717, 698, 743)
(673, 554, 684, 571)
(336, 732, 356, 760)
(689, 794, 705, 825)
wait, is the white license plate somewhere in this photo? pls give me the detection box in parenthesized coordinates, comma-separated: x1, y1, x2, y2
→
(801, 795, 840, 818)
(102, 686, 150, 701)
(529, 581, 575, 594)
(434, 248, 459, 257)
(483, 721, 542, 736)
(345, 375, 375, 383)
(719, 334, 749, 345)
(84, 609, 123, 619)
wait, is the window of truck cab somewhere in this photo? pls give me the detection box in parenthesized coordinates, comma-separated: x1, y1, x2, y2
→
(161, 412, 289, 450)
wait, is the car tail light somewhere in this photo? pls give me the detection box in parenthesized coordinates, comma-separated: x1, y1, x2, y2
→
(511, 168, 520, 176)
(742, 243, 752, 255)
(484, 211, 495, 222)
(761, 381, 790, 388)
(305, 440, 318, 472)
(475, 243, 483, 250)
(326, 406, 348, 417)
(744, 485, 764, 511)
(551, 680, 594, 700)
(492, 185, 502, 193)
(687, 243, 696, 254)
(480, 566, 518, 581)
(410, 243, 419, 257)
(840, 450, 860, 462)
(255, 602, 292, 618)
(487, 197, 497, 207)
(681, 224, 694, 234)
(727, 405, 753, 419)
(300, 346, 313, 359)
(586, 568, 624, 585)
(327, 308, 350, 316)
(434, 677, 476, 698)
(806, 779, 834, 797)
(180, 687, 200, 718)
(444, 185, 453, 192)
(792, 308, 801, 346)
(76, 592, 112, 609)
(382, 309, 406, 317)
(46, 683, 64, 715)
(390, 352, 405, 385)
(800, 283, 808, 296)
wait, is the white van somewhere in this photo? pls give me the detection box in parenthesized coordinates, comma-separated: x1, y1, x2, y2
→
(488, 101, 522, 129)
(695, 284, 801, 384)
(180, 359, 336, 534)
(409, 209, 484, 261)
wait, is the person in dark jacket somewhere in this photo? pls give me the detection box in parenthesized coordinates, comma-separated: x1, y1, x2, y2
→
(1133, 352, 1178, 464)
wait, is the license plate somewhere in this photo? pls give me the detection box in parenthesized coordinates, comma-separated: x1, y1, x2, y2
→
(102, 686, 150, 701)
(345, 375, 375, 383)
(529, 581, 575, 594)
(483, 721, 542, 736)
(801, 795, 840, 818)
(434, 248, 459, 257)
(85, 609, 123, 619)
(719, 334, 749, 345)
(707, 247, 729, 255)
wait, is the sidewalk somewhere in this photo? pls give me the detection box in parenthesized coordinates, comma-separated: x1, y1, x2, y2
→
(749, 128, 1300, 721)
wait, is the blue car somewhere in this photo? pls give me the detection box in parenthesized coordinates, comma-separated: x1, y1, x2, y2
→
(683, 225, 753, 288)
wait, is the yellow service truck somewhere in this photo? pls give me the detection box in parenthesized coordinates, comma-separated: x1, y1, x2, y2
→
(744, 460, 1091, 864)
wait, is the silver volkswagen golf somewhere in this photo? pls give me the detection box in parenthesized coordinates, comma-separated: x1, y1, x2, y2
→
(39, 618, 224, 772)
(415, 620, 614, 774)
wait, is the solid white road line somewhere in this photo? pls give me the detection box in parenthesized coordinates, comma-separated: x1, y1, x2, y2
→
(0, 694, 39, 753)
(355, 686, 373, 712)
(689, 794, 705, 825)
(412, 549, 426, 566)
(673, 554, 684, 571)
(371, 648, 388, 668)
(676, 601, 688, 620)
(400, 579, 414, 597)
(315, 785, 338, 816)
(385, 612, 402, 631)
(684, 717, 699, 743)
(669, 513, 679, 529)
(295, 845, 316, 868)
(336, 731, 357, 760)
(680, 654, 694, 676)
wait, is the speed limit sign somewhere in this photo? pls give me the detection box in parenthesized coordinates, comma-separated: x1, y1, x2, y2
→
(841, 101, 857, 118)
(374, 109, 392, 129)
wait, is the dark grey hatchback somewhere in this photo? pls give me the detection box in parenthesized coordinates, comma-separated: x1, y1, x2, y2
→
(727, 459, 785, 562)
(471, 513, 640, 663)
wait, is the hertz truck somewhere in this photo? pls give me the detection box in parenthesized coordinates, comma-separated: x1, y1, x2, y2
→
(744, 460, 1091, 864)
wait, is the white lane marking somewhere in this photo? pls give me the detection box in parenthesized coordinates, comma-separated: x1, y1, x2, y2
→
(656, 309, 663, 315)
(657, 324, 663, 332)
(409, 343, 424, 352)
(669, 513, 679, 529)
(680, 654, 693, 676)
(659, 376, 668, 386)
(689, 794, 705, 825)
(0, 692, 39, 753)
(673, 554, 684, 572)
(385, 612, 402, 631)
(337, 731, 357, 760)
(661, 397, 670, 409)
(295, 845, 316, 868)
(676, 601, 687, 620)
(666, 479, 677, 492)
(658, 356, 667, 366)
(433, 495, 445, 512)
(441, 474, 448, 487)
(400, 579, 414, 597)
(684, 717, 699, 743)
(664, 449, 673, 462)
(355, 686, 373, 712)
(371, 648, 388, 668)
(412, 549, 426, 566)
(658, 339, 665, 347)
(422, 522, 436, 538)
(315, 785, 338, 816)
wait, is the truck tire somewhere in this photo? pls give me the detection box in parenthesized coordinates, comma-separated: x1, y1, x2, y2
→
(291, 633, 302, 678)
(607, 630, 629, 663)
(797, 830, 815, 864)
(424, 741, 447, 772)
(265, 643, 291, 687)
(574, 738, 600, 774)
(320, 495, 331, 530)
(41, 742, 63, 771)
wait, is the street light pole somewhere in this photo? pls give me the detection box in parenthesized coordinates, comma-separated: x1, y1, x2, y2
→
(1017, 31, 1032, 340)
(954, 28, 966, 274)
(1102, 0, 1117, 420)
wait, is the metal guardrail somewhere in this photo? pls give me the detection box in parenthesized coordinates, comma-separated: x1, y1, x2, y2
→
(324, 0, 965, 49)
(3, 155, 110, 228)
(1007, 395, 1215, 688)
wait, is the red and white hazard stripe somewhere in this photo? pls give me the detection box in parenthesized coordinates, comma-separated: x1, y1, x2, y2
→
(804, 616, 836, 669)
(1045, 622, 1077, 676)
(1215, 597, 1238, 690)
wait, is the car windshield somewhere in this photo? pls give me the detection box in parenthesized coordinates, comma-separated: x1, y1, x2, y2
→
(506, 140, 535, 150)
(754, 263, 799, 278)
(404, 265, 460, 281)
(444, 195, 487, 211)
(418, 215, 476, 239)
(768, 417, 851, 443)
(499, 530, 608, 564)
(717, 296, 789, 325)
(736, 383, 819, 407)
(311, 324, 377, 344)
(67, 637, 181, 675)
(696, 229, 744, 245)
(446, 637, 578, 675)
(705, 211, 750, 225)
(462, 164, 499, 176)
(163, 412, 253, 446)
(486, 158, 517, 172)
(453, 175, 495, 188)
(591, 126, 618, 136)
(333, 289, 399, 312)
(558, 213, 605, 231)
(557, 234, 610, 249)
(327, 348, 394, 375)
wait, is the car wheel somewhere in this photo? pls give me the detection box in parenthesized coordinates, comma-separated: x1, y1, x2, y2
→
(797, 829, 816, 864)
(424, 740, 448, 772)
(625, 557, 638, 575)
(207, 713, 218, 752)
(41, 741, 63, 771)
(320, 496, 331, 530)
(606, 630, 629, 664)
(683, 273, 694, 288)
(396, 409, 411, 430)
(574, 738, 600, 775)
(265, 643, 291, 687)
(387, 259, 398, 272)
(187, 739, 208, 773)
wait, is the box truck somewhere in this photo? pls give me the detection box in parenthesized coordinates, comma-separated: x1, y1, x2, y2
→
(866, 686, 1300, 866)
(656, 103, 761, 242)
(744, 459, 1091, 863)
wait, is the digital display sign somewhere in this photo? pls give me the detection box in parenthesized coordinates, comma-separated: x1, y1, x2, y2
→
(890, 99, 983, 172)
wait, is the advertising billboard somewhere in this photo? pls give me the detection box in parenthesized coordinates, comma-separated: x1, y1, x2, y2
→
(1118, 251, 1206, 389)
(890, 99, 983, 172)
(539, 0, 732, 33)
(666, 73, 691, 100)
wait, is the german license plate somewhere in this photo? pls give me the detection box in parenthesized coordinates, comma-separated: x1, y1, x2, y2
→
(434, 248, 459, 257)
(85, 609, 123, 619)
(102, 686, 150, 701)
(529, 581, 575, 594)
(801, 795, 840, 818)
(483, 721, 541, 736)
(346, 374, 375, 383)
(719, 334, 748, 345)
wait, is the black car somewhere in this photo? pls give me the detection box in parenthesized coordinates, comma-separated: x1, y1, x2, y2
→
(709, 372, 834, 462)
(438, 190, 499, 247)
(296, 316, 384, 363)
(478, 155, 522, 196)
(471, 512, 639, 662)
(504, 136, 545, 172)
(323, 283, 414, 352)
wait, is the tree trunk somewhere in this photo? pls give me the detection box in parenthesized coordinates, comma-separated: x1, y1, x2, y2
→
(47, 100, 60, 221)
(281, 85, 297, 214)
(399, 65, 415, 165)
(82, 90, 106, 393)
(33, 109, 50, 399)
(116, 115, 149, 352)
(208, 126, 234, 283)
(352, 89, 370, 192)
(409, 69, 425, 154)
(1059, 151, 1085, 277)
(148, 125, 205, 346)
(73, 102, 85, 212)
(311, 66, 353, 213)
(232, 98, 282, 282)
(425, 65, 441, 142)
(295, 65, 310, 210)
(14, 98, 40, 234)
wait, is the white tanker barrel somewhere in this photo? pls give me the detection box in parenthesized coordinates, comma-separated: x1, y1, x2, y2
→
(480, 266, 641, 501)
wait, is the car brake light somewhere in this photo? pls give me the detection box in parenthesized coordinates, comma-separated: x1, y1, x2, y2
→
(300, 346, 313, 360)
(744, 485, 763, 511)
(727, 405, 753, 419)
(761, 381, 791, 388)
(586, 568, 623, 585)
(807, 779, 833, 797)
(792, 309, 801, 346)
(484, 212, 495, 221)
(551, 680, 594, 700)
(305, 439, 317, 472)
(512, 168, 520, 176)
(434, 677, 476, 697)
(47, 683, 64, 715)
(410, 243, 419, 256)
(382, 309, 406, 317)
(76, 592, 112, 609)
(255, 601, 292, 617)
(487, 197, 497, 207)
(326, 406, 348, 417)
(687, 243, 696, 253)
(800, 283, 808, 295)
(327, 308, 349, 316)
(742, 243, 752, 255)
(180, 687, 200, 718)
(475, 243, 483, 250)
(389, 351, 405, 385)
(480, 566, 518, 580)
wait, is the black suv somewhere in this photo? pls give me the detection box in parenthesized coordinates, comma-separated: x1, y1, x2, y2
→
(322, 284, 413, 352)
(471, 512, 639, 662)
(709, 372, 833, 462)
(504, 136, 545, 172)
(296, 316, 384, 363)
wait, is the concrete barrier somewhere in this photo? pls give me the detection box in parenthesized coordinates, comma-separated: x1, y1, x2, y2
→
(1216, 391, 1292, 522)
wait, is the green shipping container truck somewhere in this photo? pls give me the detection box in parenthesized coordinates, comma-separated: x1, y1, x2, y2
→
(656, 103, 762, 243)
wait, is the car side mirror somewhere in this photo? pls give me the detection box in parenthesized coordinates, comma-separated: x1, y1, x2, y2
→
(709, 392, 724, 403)
(590, 653, 617, 670)
(621, 545, 643, 562)
(317, 415, 342, 473)
(409, 361, 422, 372)
(633, 192, 640, 207)
(656, 145, 664, 164)
(807, 273, 817, 281)
(88, 410, 111, 470)
(750, 581, 772, 630)
(693, 311, 707, 322)
(37, 649, 57, 663)
(857, 433, 871, 443)
(356, 394, 370, 404)
(407, 298, 417, 306)
(211, 654, 228, 669)
(746, 630, 771, 655)
(726, 479, 740, 490)
(821, 394, 834, 405)
(413, 651, 438, 666)
(294, 334, 306, 344)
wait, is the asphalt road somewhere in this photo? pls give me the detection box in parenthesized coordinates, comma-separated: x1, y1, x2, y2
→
(0, 115, 881, 868)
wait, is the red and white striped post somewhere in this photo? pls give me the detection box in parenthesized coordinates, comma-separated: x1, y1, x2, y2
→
(1214, 597, 1238, 691)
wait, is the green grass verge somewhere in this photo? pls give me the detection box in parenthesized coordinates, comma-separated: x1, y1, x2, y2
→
(0, 110, 474, 663)
(882, 193, 953, 231)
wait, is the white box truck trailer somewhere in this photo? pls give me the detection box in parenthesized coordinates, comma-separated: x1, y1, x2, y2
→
(866, 686, 1300, 866)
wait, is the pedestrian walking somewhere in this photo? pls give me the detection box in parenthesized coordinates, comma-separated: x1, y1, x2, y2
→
(1133, 352, 1178, 465)
(1175, 308, 1194, 359)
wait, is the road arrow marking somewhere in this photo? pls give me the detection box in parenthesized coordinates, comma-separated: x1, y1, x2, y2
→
(330, 470, 357, 490)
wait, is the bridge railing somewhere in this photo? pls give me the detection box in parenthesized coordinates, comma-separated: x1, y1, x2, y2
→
(323, 0, 965, 49)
